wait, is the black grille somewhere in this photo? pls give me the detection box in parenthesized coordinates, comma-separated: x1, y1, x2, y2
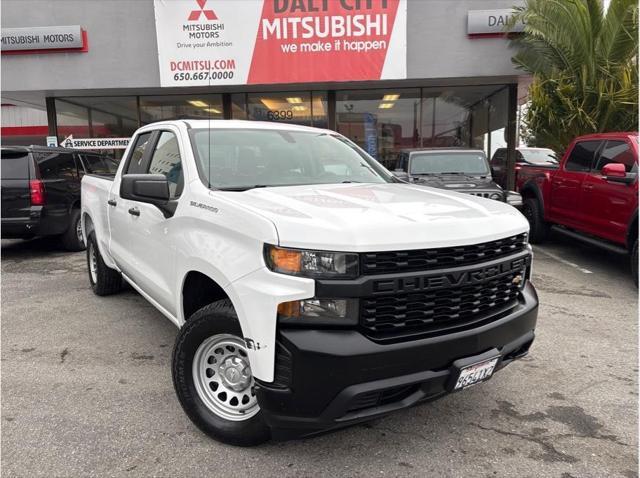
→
(360, 234, 527, 275)
(361, 270, 522, 338)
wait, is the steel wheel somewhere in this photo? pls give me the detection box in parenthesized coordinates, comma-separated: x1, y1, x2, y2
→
(192, 334, 259, 421)
(88, 241, 98, 284)
(76, 218, 84, 243)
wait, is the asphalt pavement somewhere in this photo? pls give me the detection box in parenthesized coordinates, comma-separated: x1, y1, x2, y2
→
(1, 233, 638, 478)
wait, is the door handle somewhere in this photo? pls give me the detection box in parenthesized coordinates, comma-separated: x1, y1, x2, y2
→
(583, 184, 594, 190)
(128, 207, 140, 217)
(107, 199, 117, 207)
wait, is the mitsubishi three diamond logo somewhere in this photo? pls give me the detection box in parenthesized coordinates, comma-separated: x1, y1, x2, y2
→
(188, 0, 217, 21)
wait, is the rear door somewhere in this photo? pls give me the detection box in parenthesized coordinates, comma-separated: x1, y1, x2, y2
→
(548, 140, 602, 226)
(1, 149, 32, 219)
(581, 138, 638, 244)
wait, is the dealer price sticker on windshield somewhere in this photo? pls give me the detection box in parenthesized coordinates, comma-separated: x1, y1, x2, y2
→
(454, 357, 499, 390)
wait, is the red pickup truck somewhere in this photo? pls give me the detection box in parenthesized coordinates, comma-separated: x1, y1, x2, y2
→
(517, 132, 638, 281)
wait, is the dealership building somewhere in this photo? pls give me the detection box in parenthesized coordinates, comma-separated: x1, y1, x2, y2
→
(2, 0, 530, 188)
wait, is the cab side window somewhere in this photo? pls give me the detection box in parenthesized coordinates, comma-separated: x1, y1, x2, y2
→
(82, 154, 119, 175)
(564, 141, 601, 172)
(125, 132, 153, 174)
(594, 140, 636, 173)
(147, 131, 184, 198)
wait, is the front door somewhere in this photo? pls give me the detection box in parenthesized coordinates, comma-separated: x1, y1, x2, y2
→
(548, 140, 601, 227)
(582, 139, 638, 244)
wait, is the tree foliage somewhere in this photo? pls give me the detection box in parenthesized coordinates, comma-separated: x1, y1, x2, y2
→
(510, 0, 638, 154)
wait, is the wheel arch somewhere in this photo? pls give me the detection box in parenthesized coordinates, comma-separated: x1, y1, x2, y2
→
(520, 182, 545, 210)
(181, 270, 232, 324)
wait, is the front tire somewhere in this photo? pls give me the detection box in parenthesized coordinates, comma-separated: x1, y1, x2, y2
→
(60, 208, 86, 252)
(522, 198, 549, 244)
(172, 300, 270, 446)
(86, 231, 122, 296)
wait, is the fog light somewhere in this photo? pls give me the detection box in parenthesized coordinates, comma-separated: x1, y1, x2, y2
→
(277, 298, 358, 325)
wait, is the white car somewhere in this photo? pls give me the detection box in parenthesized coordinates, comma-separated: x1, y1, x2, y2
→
(81, 120, 538, 445)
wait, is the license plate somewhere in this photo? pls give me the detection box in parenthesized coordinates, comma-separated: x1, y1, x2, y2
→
(454, 357, 499, 390)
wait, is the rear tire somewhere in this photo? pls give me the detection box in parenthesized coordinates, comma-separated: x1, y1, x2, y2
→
(60, 208, 86, 252)
(172, 300, 270, 446)
(86, 231, 121, 296)
(522, 198, 549, 244)
(631, 239, 638, 287)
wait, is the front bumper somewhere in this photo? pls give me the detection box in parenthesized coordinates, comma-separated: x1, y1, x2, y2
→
(255, 281, 538, 440)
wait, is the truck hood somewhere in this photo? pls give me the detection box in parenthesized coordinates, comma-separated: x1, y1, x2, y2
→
(218, 183, 528, 252)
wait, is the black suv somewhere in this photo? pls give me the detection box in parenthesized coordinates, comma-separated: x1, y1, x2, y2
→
(1, 146, 118, 251)
(393, 148, 522, 207)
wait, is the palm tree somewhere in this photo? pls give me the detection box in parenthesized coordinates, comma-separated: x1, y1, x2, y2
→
(509, 0, 638, 154)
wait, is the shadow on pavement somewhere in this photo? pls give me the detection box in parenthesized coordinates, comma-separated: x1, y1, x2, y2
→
(1, 238, 80, 259)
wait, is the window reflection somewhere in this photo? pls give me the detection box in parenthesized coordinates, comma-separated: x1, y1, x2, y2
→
(336, 89, 420, 169)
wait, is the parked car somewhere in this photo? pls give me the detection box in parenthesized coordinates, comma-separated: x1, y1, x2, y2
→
(517, 132, 638, 282)
(491, 147, 558, 187)
(394, 148, 522, 207)
(1, 146, 118, 251)
(82, 120, 538, 445)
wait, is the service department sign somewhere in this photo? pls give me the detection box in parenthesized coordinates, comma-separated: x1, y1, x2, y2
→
(1, 25, 87, 52)
(467, 9, 525, 36)
(153, 0, 407, 87)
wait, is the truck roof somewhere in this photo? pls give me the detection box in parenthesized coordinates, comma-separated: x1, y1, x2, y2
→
(573, 132, 638, 141)
(172, 119, 329, 134)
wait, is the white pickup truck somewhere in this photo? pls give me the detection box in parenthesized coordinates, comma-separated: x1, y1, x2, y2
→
(81, 120, 538, 446)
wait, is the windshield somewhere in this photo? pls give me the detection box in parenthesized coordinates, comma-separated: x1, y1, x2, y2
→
(519, 149, 557, 165)
(189, 128, 392, 190)
(409, 152, 489, 175)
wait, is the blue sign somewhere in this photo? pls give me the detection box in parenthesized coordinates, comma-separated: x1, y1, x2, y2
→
(364, 113, 377, 159)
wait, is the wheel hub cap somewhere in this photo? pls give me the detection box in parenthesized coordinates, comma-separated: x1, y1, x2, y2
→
(192, 334, 259, 421)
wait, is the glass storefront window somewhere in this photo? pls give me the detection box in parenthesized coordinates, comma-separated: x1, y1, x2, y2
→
(140, 95, 223, 124)
(55, 97, 138, 159)
(55, 100, 91, 139)
(231, 93, 247, 120)
(237, 92, 327, 127)
(420, 86, 504, 150)
(49, 86, 514, 176)
(336, 89, 420, 169)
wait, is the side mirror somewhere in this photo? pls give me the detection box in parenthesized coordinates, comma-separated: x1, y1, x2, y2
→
(392, 170, 410, 181)
(602, 163, 636, 184)
(120, 174, 177, 218)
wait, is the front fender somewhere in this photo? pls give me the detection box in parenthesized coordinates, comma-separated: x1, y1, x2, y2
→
(226, 268, 314, 383)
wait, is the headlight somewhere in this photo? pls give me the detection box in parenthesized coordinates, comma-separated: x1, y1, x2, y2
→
(490, 192, 503, 201)
(278, 298, 359, 325)
(264, 244, 359, 279)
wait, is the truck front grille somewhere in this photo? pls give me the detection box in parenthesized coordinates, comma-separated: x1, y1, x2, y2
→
(360, 269, 522, 338)
(360, 233, 527, 275)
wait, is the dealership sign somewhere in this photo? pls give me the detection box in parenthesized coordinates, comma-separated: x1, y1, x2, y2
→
(61, 136, 130, 150)
(153, 0, 407, 86)
(467, 9, 525, 36)
(1, 25, 88, 54)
